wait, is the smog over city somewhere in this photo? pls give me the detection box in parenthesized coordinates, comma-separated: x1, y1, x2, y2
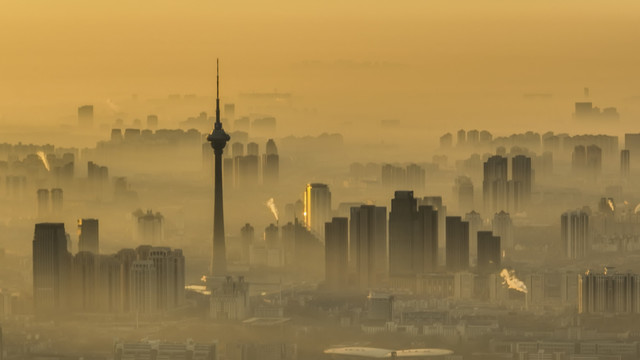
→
(1, 1, 640, 360)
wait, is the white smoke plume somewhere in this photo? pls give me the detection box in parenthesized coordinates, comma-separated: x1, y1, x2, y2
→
(36, 151, 50, 171)
(266, 198, 279, 221)
(607, 199, 615, 212)
(500, 268, 528, 293)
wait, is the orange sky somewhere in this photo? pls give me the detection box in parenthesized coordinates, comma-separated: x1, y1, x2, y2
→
(1, 0, 639, 132)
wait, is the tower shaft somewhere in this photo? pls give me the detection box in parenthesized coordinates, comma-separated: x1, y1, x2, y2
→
(208, 59, 230, 276)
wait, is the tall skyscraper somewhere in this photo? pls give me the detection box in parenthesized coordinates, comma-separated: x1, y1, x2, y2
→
(78, 218, 99, 254)
(512, 155, 532, 207)
(561, 209, 589, 259)
(621, 149, 630, 178)
(419, 196, 447, 257)
(350, 205, 387, 289)
(416, 205, 438, 273)
(325, 217, 348, 291)
(389, 191, 417, 277)
(78, 105, 94, 128)
(483, 155, 508, 213)
(207, 60, 231, 277)
(388, 193, 439, 277)
(303, 183, 332, 238)
(477, 231, 500, 274)
(445, 216, 469, 272)
(33, 223, 72, 317)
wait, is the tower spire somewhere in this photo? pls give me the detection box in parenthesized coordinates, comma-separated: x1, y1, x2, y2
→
(215, 58, 221, 126)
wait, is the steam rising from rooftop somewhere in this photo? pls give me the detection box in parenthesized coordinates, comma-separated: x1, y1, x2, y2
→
(500, 268, 528, 293)
(36, 151, 50, 171)
(266, 198, 279, 221)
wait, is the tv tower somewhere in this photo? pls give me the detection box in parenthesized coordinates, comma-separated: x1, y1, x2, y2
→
(208, 59, 231, 276)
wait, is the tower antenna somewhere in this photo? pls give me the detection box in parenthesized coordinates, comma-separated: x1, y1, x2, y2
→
(216, 58, 221, 126)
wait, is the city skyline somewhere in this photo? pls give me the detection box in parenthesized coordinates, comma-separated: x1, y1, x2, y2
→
(3, 2, 640, 360)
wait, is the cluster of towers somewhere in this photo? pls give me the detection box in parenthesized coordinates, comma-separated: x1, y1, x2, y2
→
(482, 155, 532, 214)
(32, 222, 185, 317)
(217, 139, 279, 189)
(324, 191, 509, 292)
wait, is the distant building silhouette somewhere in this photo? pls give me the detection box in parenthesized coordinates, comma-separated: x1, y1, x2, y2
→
(457, 129, 466, 147)
(36, 189, 50, 218)
(561, 209, 589, 259)
(78, 105, 94, 128)
(210, 276, 250, 320)
(483, 155, 508, 213)
(464, 211, 483, 258)
(454, 176, 474, 214)
(586, 145, 602, 179)
(51, 188, 63, 214)
(440, 133, 453, 148)
(133, 210, 164, 245)
(621, 149, 630, 178)
(78, 218, 99, 254)
(572, 145, 587, 175)
(240, 223, 254, 264)
(492, 211, 513, 249)
(263, 139, 279, 187)
(574, 102, 619, 121)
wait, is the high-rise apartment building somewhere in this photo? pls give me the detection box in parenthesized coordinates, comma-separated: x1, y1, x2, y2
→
(325, 217, 348, 291)
(477, 231, 500, 274)
(483, 155, 508, 213)
(78, 218, 99, 254)
(303, 183, 331, 238)
(33, 223, 72, 316)
(561, 209, 589, 259)
(445, 217, 469, 272)
(350, 205, 387, 289)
